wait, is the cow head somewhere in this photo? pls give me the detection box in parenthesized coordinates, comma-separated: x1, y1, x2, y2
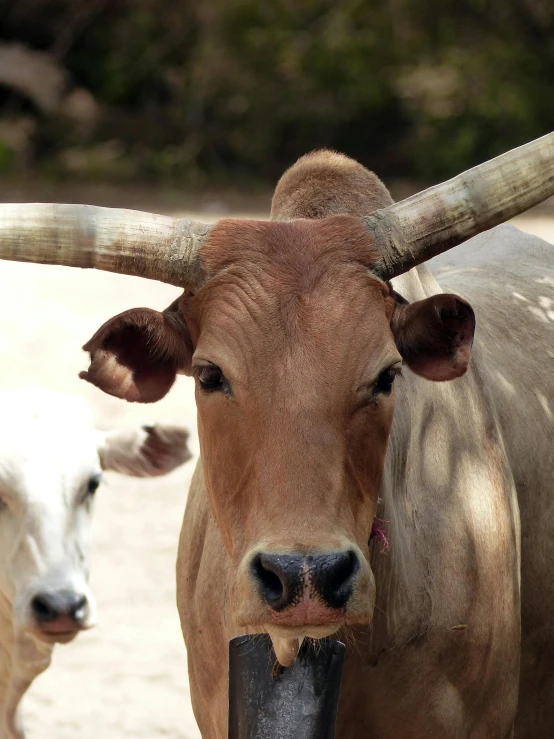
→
(0, 132, 550, 661)
(79, 213, 473, 659)
(0, 390, 191, 644)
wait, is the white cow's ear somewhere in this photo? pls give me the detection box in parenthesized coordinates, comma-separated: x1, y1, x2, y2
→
(96, 424, 192, 478)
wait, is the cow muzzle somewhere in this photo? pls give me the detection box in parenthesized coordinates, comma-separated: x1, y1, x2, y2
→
(29, 589, 94, 643)
(251, 550, 359, 615)
(239, 544, 373, 639)
(238, 547, 373, 667)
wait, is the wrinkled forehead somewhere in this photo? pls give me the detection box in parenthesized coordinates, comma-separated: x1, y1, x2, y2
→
(191, 216, 396, 369)
(200, 215, 383, 275)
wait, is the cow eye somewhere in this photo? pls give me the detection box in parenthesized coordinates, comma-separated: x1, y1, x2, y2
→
(373, 365, 401, 396)
(196, 364, 231, 395)
(86, 474, 102, 496)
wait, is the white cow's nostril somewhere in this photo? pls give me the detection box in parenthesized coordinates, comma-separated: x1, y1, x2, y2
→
(31, 593, 59, 623)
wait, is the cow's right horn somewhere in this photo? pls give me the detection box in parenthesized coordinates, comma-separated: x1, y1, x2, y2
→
(0, 203, 212, 288)
(366, 130, 554, 280)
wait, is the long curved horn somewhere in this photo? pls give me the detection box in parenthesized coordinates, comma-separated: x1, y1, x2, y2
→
(366, 131, 554, 280)
(0, 204, 211, 288)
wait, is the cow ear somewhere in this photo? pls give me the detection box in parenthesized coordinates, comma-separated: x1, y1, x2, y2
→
(391, 294, 475, 382)
(80, 300, 192, 403)
(97, 424, 192, 477)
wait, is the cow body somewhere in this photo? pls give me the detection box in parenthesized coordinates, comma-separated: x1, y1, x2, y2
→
(65, 149, 551, 737)
(178, 260, 523, 738)
(432, 226, 554, 738)
(0, 388, 191, 738)
(176, 167, 551, 736)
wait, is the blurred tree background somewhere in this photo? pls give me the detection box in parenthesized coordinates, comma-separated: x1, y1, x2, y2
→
(0, 0, 552, 187)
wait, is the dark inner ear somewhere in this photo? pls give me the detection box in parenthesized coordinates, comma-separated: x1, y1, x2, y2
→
(80, 300, 192, 403)
(391, 293, 475, 382)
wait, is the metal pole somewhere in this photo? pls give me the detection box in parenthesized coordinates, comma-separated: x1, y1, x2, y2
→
(229, 635, 345, 739)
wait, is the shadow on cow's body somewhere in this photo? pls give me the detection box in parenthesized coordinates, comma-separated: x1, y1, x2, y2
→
(78, 151, 552, 737)
(431, 225, 554, 739)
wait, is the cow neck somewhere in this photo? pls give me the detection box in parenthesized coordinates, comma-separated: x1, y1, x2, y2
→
(366, 266, 438, 653)
(0, 590, 13, 716)
(367, 262, 515, 661)
(0, 590, 52, 732)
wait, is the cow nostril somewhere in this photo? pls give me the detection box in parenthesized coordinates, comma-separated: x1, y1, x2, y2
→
(312, 550, 360, 609)
(31, 594, 59, 623)
(251, 554, 286, 608)
(329, 551, 358, 592)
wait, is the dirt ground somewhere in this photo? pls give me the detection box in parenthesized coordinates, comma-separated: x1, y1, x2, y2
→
(0, 193, 551, 737)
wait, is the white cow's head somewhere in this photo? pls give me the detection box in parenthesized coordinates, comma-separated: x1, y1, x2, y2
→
(0, 389, 191, 644)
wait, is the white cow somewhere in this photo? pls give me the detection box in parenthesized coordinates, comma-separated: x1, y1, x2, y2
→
(0, 388, 191, 738)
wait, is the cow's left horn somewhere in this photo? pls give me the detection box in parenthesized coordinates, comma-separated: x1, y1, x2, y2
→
(366, 131, 554, 280)
(0, 204, 212, 288)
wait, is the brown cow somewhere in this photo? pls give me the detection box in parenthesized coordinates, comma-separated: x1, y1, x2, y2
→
(0, 133, 553, 737)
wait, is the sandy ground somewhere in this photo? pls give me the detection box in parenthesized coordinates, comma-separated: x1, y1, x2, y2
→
(0, 192, 551, 738)
(0, 253, 204, 737)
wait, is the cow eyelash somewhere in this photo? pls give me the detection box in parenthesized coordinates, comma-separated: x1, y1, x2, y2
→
(195, 364, 232, 396)
(372, 365, 402, 397)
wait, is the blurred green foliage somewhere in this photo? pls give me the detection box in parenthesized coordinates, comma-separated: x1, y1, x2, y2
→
(1, 0, 553, 183)
(0, 140, 15, 173)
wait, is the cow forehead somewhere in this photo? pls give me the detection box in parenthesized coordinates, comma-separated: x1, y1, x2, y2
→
(192, 217, 396, 376)
(0, 390, 100, 502)
(201, 215, 382, 276)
